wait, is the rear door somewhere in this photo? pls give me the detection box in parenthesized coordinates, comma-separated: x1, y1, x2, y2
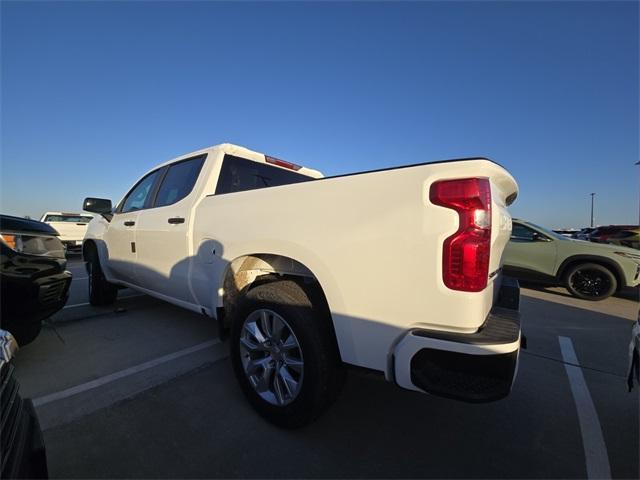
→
(134, 155, 206, 302)
(105, 168, 164, 284)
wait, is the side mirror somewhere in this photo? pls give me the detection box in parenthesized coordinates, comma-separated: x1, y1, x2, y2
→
(532, 232, 549, 242)
(83, 197, 112, 214)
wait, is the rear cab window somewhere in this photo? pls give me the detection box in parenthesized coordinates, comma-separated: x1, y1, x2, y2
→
(215, 155, 312, 195)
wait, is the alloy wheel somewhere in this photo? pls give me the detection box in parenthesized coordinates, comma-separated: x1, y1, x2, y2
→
(239, 309, 304, 406)
(570, 268, 612, 298)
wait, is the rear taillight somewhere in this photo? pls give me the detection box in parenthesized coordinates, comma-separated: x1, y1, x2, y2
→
(430, 178, 492, 292)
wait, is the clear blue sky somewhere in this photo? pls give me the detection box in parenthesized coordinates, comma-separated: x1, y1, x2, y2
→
(1, 1, 638, 228)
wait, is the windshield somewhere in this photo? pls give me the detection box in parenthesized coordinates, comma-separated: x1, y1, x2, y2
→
(44, 215, 93, 223)
(525, 222, 570, 241)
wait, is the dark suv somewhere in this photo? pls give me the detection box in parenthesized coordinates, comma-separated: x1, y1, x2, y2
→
(1, 329, 48, 478)
(0, 215, 72, 346)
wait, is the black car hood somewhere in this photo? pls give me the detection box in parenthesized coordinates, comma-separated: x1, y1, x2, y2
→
(0, 214, 59, 236)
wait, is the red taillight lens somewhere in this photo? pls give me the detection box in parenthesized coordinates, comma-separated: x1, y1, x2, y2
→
(430, 178, 492, 292)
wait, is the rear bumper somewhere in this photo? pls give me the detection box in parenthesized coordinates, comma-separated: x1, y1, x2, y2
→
(391, 277, 521, 402)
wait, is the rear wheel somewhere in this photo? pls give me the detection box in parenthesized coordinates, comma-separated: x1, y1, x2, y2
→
(564, 263, 617, 301)
(230, 279, 345, 428)
(87, 254, 118, 306)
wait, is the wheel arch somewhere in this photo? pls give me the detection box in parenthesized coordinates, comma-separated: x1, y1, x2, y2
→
(81, 238, 113, 281)
(82, 239, 97, 260)
(82, 239, 98, 274)
(218, 253, 336, 342)
(557, 255, 624, 291)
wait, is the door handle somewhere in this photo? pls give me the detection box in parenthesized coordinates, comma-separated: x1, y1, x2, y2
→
(124, 221, 135, 227)
(168, 217, 185, 224)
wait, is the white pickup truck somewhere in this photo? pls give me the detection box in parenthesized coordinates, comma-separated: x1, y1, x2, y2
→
(82, 143, 521, 427)
(40, 212, 94, 253)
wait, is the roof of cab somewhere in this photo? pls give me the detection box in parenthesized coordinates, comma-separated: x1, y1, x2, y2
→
(155, 143, 324, 179)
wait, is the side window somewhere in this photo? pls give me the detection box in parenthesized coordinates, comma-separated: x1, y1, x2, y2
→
(215, 155, 311, 195)
(154, 156, 206, 208)
(120, 169, 163, 213)
(511, 224, 537, 241)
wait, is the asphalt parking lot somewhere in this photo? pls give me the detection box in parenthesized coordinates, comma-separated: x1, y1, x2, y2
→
(13, 257, 640, 478)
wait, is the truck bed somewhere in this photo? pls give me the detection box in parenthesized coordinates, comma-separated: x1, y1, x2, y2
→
(190, 155, 517, 372)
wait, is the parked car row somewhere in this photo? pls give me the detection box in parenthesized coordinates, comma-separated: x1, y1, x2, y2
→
(591, 225, 640, 249)
(0, 215, 68, 478)
(1, 144, 637, 441)
(556, 224, 640, 249)
(0, 329, 48, 479)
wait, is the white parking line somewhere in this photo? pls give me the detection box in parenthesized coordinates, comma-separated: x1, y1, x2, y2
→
(33, 339, 221, 407)
(62, 302, 91, 309)
(558, 336, 611, 479)
(71, 277, 88, 281)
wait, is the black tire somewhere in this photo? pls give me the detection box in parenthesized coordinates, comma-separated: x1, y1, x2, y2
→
(564, 263, 617, 301)
(2, 320, 42, 347)
(230, 279, 345, 428)
(87, 254, 118, 306)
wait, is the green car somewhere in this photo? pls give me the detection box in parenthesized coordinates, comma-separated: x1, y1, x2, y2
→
(503, 220, 640, 301)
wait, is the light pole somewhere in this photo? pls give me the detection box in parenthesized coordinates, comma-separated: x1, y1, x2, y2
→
(590, 193, 595, 228)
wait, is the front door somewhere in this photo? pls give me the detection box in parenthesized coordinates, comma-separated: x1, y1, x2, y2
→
(134, 155, 206, 303)
(103, 211, 138, 284)
(105, 168, 164, 284)
(503, 223, 558, 277)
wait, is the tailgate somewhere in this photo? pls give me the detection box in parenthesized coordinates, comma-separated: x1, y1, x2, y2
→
(426, 159, 518, 329)
(44, 222, 88, 241)
(487, 164, 518, 288)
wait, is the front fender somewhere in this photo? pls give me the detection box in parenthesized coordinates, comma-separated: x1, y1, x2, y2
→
(83, 217, 114, 280)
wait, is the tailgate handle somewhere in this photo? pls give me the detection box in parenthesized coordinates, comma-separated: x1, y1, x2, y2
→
(168, 217, 185, 224)
(124, 221, 135, 227)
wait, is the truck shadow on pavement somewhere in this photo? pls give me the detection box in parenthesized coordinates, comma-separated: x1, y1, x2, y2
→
(40, 294, 639, 479)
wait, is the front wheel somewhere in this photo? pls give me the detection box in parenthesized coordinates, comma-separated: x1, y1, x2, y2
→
(564, 263, 617, 301)
(230, 279, 345, 428)
(87, 255, 118, 306)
